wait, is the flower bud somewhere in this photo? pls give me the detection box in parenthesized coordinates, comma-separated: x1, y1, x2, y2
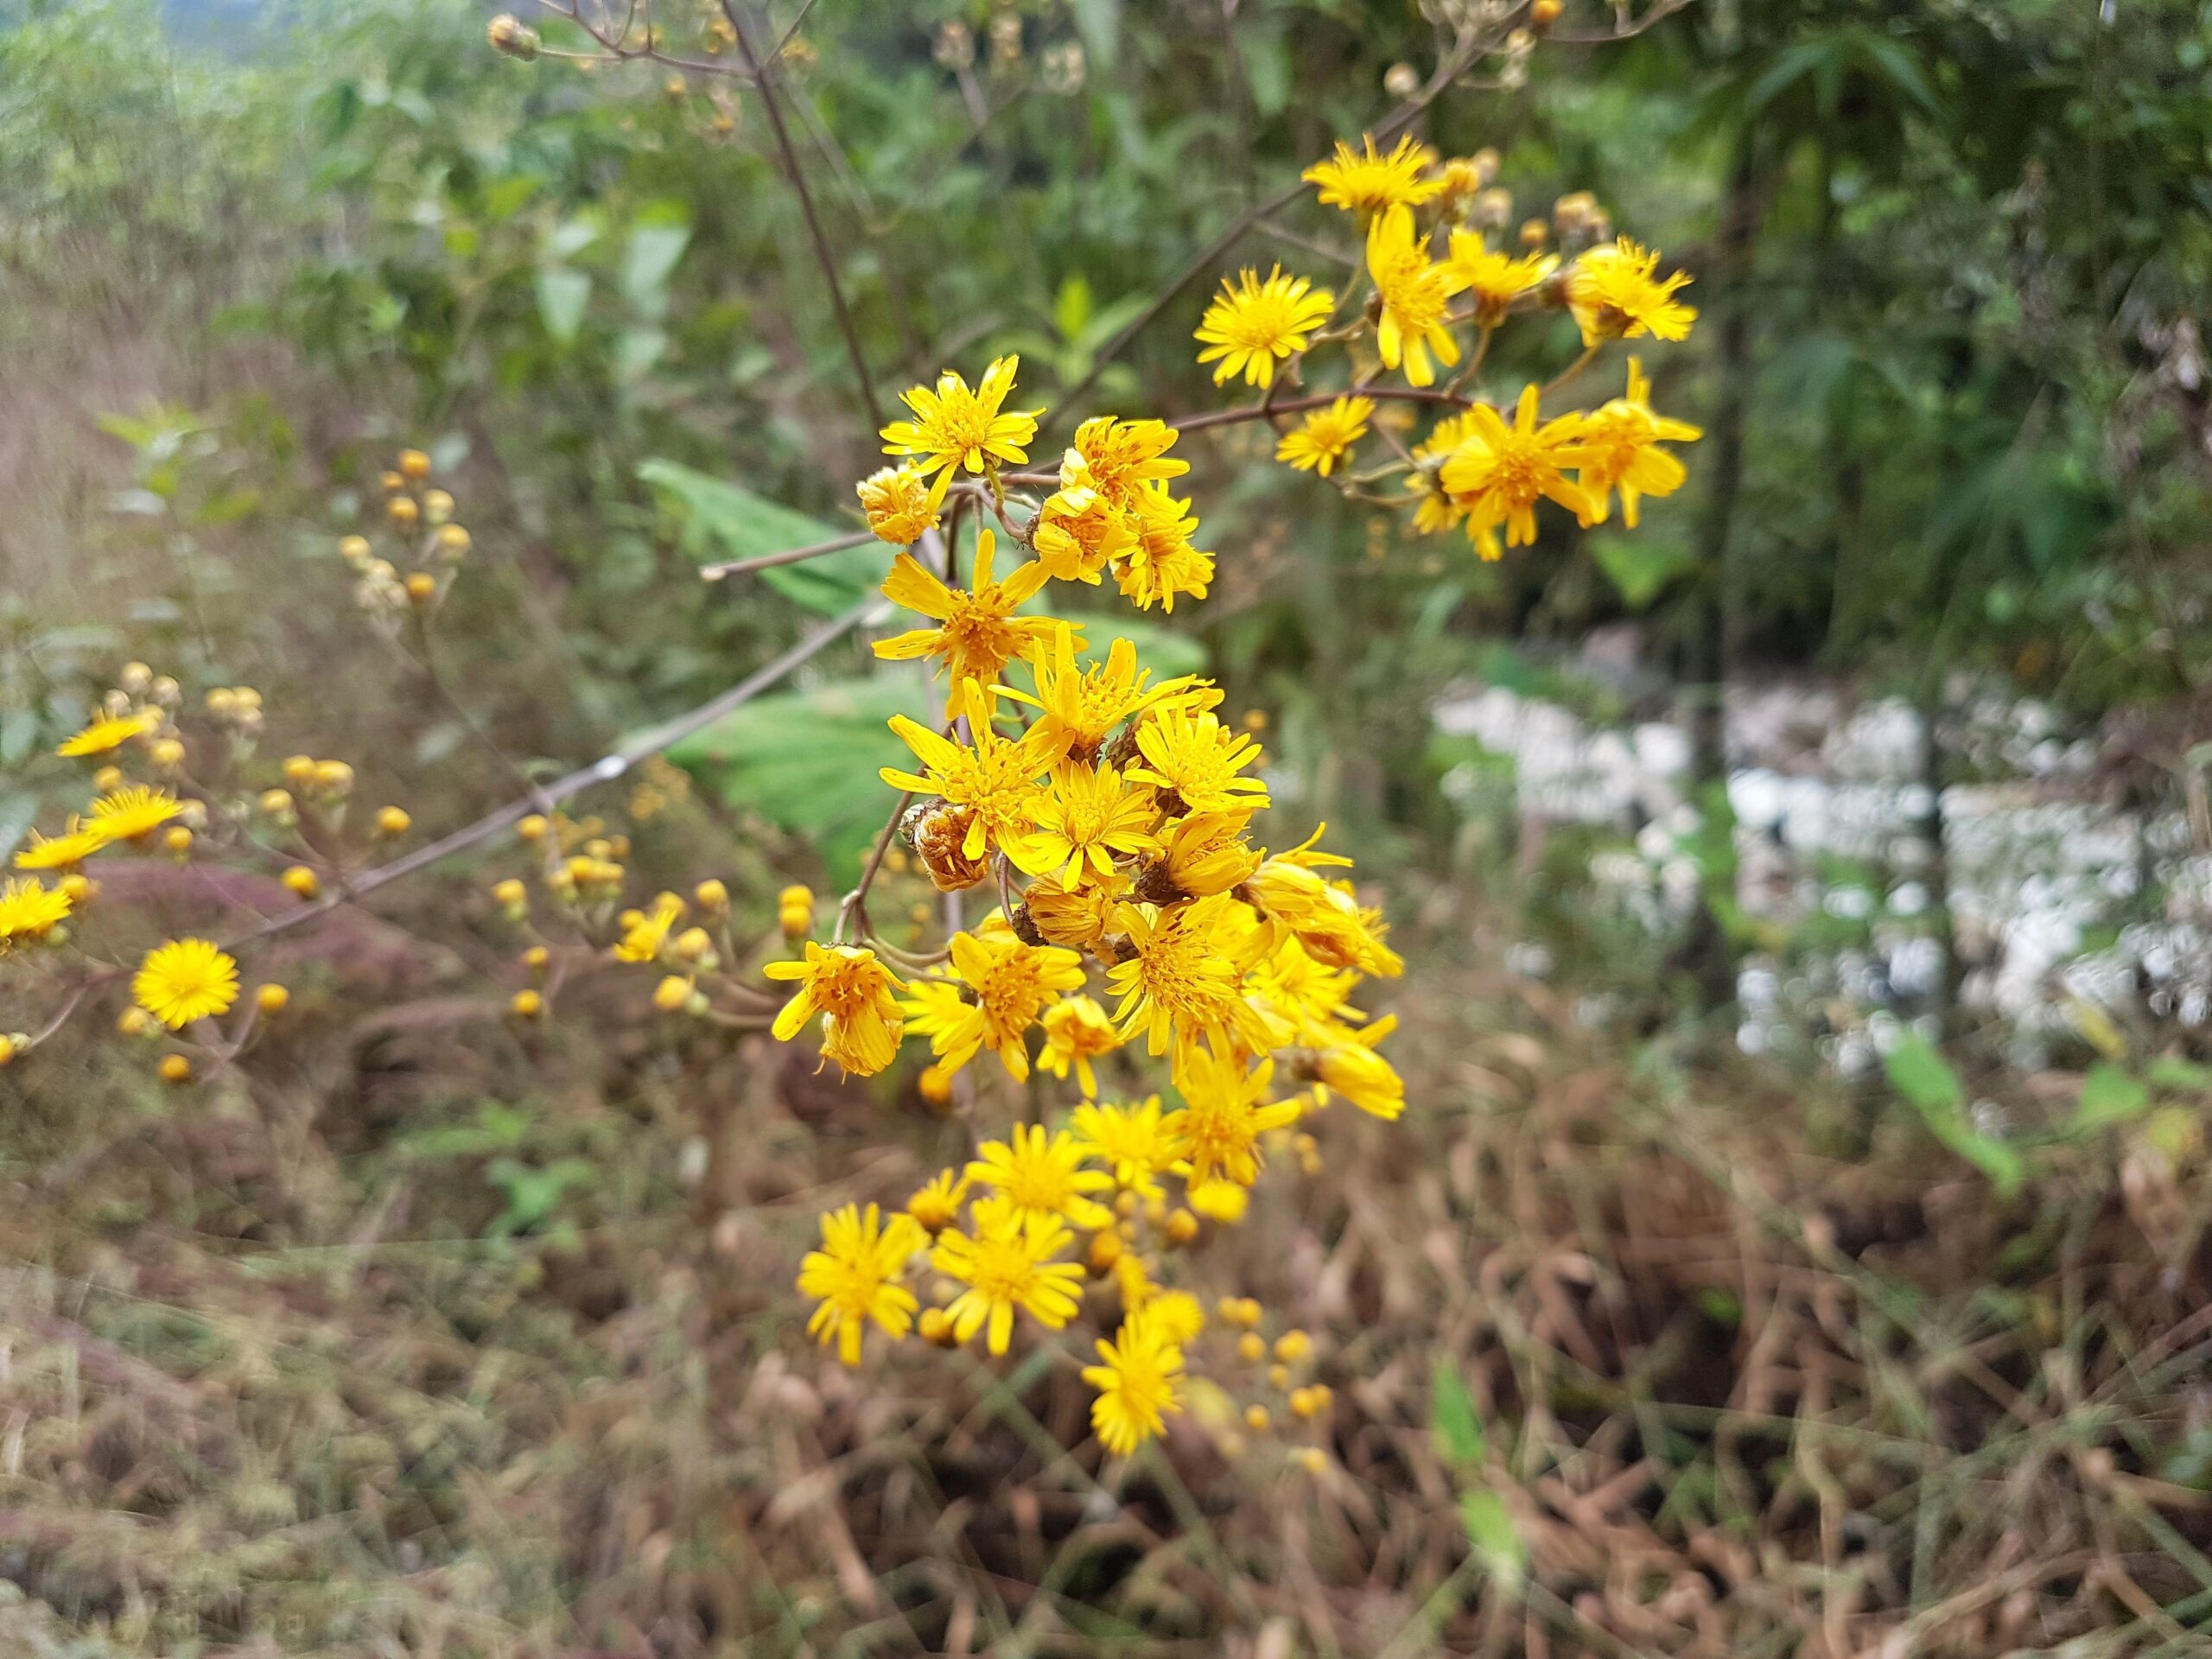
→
(339, 535, 372, 564)
(282, 865, 320, 899)
(257, 984, 289, 1014)
(918, 1064, 954, 1109)
(120, 661, 154, 695)
(918, 1306, 958, 1348)
(163, 826, 194, 856)
(259, 788, 296, 822)
(375, 805, 411, 837)
(435, 524, 471, 557)
(1382, 61, 1419, 99)
(405, 572, 437, 604)
(160, 1054, 193, 1084)
(510, 988, 543, 1018)
(693, 878, 728, 912)
(652, 975, 693, 1013)
(518, 813, 549, 842)
(118, 1007, 152, 1038)
(1236, 1332, 1266, 1363)
(1243, 1404, 1272, 1433)
(487, 14, 541, 60)
(313, 760, 353, 797)
(387, 496, 419, 528)
(423, 490, 454, 524)
(151, 737, 185, 772)
(1166, 1208, 1200, 1246)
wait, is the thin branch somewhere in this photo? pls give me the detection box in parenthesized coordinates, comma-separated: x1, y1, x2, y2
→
(726, 1, 885, 429)
(700, 527, 878, 580)
(1167, 386, 1475, 435)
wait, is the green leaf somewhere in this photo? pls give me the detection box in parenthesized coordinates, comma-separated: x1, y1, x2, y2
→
(637, 459, 880, 614)
(1069, 0, 1119, 70)
(664, 673, 936, 880)
(1590, 534, 1697, 612)
(2148, 1056, 2212, 1094)
(1885, 1033, 2024, 1196)
(1431, 1357, 1486, 1467)
(1053, 273, 1093, 344)
(621, 211, 692, 318)
(1459, 1491, 1526, 1590)
(2074, 1063, 2151, 1132)
(535, 265, 591, 344)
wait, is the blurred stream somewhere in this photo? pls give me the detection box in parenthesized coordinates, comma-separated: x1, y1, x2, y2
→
(1432, 675, 2209, 1072)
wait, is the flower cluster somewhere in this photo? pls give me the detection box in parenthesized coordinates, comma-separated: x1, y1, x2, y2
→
(758, 353, 1408, 1462)
(1198, 133, 1701, 560)
(339, 447, 474, 626)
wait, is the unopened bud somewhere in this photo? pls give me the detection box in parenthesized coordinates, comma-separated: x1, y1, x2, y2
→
(487, 14, 541, 60)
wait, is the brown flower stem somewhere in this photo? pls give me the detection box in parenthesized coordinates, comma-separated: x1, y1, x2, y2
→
(699, 528, 877, 581)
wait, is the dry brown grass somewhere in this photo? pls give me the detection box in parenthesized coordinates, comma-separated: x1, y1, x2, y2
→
(6, 887, 2210, 1658)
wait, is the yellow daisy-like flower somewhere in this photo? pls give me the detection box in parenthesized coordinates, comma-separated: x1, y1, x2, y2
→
(881, 681, 1060, 861)
(906, 1168, 969, 1235)
(1083, 1317, 1185, 1456)
(855, 463, 943, 545)
(0, 876, 73, 950)
(1007, 760, 1160, 888)
(1446, 232, 1560, 329)
(1310, 1024, 1406, 1121)
(1067, 416, 1188, 511)
(1105, 895, 1278, 1059)
(1039, 995, 1122, 1098)
(765, 941, 907, 1076)
(931, 1206, 1086, 1355)
(1032, 464, 1135, 585)
(1127, 707, 1270, 816)
(1071, 1095, 1176, 1193)
(1405, 410, 1484, 537)
(933, 927, 1089, 1082)
(56, 709, 154, 759)
(1367, 205, 1468, 389)
(1303, 133, 1443, 219)
(13, 819, 109, 872)
(613, 891, 686, 963)
(1153, 810, 1261, 901)
(874, 530, 1064, 714)
(1437, 384, 1594, 554)
(132, 937, 238, 1028)
(1573, 358, 1703, 529)
(1020, 866, 1128, 951)
(968, 1123, 1114, 1234)
(1243, 827, 1405, 978)
(1247, 933, 1366, 1033)
(1131, 1287, 1206, 1344)
(1193, 266, 1336, 390)
(1166, 1048, 1299, 1189)
(798, 1202, 925, 1365)
(1113, 484, 1215, 614)
(998, 624, 1213, 766)
(87, 785, 182, 843)
(1274, 394, 1376, 478)
(880, 355, 1042, 499)
(1565, 237, 1697, 346)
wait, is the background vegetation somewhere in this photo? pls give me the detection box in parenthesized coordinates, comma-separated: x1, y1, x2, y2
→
(4, 0, 2212, 1653)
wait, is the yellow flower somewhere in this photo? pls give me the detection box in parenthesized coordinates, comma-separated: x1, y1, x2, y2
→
(998, 624, 1211, 766)
(13, 819, 108, 872)
(132, 937, 239, 1028)
(1071, 1096, 1176, 1194)
(1132, 1287, 1206, 1345)
(1405, 410, 1484, 537)
(1021, 866, 1128, 951)
(1008, 760, 1159, 888)
(1303, 133, 1442, 219)
(931, 1206, 1086, 1355)
(1243, 828, 1404, 978)
(906, 1168, 969, 1234)
(798, 1203, 925, 1365)
(935, 927, 1089, 1081)
(1310, 1022, 1406, 1120)
(1166, 1049, 1299, 1189)
(880, 681, 1060, 861)
(1032, 464, 1135, 585)
(1246, 933, 1365, 1032)
(874, 530, 1064, 714)
(1194, 266, 1335, 389)
(1067, 416, 1188, 511)
(1274, 395, 1375, 478)
(1039, 995, 1122, 1097)
(1437, 384, 1594, 554)
(1127, 707, 1270, 816)
(56, 710, 154, 759)
(1083, 1317, 1185, 1456)
(0, 876, 73, 950)
(87, 785, 182, 843)
(1565, 237, 1696, 346)
(765, 941, 906, 1075)
(1446, 232, 1559, 328)
(1106, 895, 1279, 1059)
(855, 463, 943, 545)
(1153, 810, 1261, 900)
(968, 1124, 1114, 1234)
(880, 355, 1041, 499)
(1113, 485, 1215, 613)
(1573, 358, 1702, 529)
(613, 891, 686, 963)
(1367, 205, 1467, 389)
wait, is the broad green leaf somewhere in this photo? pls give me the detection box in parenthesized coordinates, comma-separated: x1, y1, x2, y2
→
(664, 673, 935, 881)
(535, 265, 591, 344)
(621, 213, 692, 317)
(2074, 1063, 2151, 1132)
(1459, 1491, 1526, 1590)
(1431, 1357, 1486, 1466)
(1591, 534, 1697, 612)
(637, 459, 881, 614)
